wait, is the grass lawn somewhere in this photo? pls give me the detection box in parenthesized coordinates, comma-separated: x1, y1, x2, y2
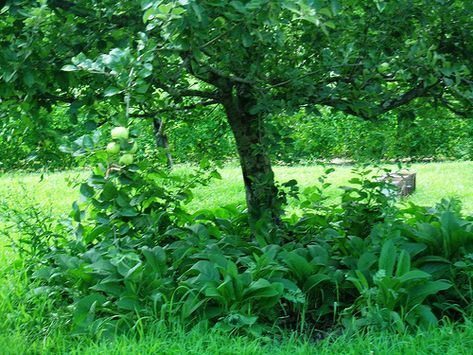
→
(1, 161, 472, 215)
(1, 161, 473, 354)
(1, 321, 473, 354)
(189, 161, 473, 212)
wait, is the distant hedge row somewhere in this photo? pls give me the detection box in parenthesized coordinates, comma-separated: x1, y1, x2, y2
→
(1, 106, 472, 170)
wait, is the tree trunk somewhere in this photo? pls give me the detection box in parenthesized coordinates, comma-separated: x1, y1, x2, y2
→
(152, 118, 173, 169)
(221, 93, 282, 229)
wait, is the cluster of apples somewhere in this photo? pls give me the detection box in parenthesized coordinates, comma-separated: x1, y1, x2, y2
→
(106, 127, 138, 165)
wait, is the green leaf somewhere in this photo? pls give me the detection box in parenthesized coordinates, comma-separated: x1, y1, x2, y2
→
(244, 279, 283, 299)
(357, 252, 377, 272)
(117, 296, 140, 311)
(142, 246, 167, 273)
(80, 183, 95, 198)
(104, 87, 122, 97)
(23, 71, 34, 87)
(254, 218, 272, 247)
(125, 261, 142, 280)
(32, 267, 53, 280)
(395, 250, 411, 277)
(398, 269, 431, 284)
(73, 294, 106, 329)
(70, 201, 82, 222)
(330, 0, 340, 15)
(61, 64, 78, 71)
(85, 225, 110, 243)
(282, 251, 314, 281)
(414, 304, 438, 328)
(379, 239, 396, 276)
(189, 260, 220, 282)
(143, 7, 156, 22)
(120, 207, 139, 217)
(242, 32, 253, 47)
(230, 1, 246, 13)
(303, 274, 331, 292)
(90, 281, 123, 297)
(408, 280, 452, 304)
(182, 294, 208, 319)
(83, 135, 94, 149)
(347, 270, 369, 292)
(374, 0, 386, 13)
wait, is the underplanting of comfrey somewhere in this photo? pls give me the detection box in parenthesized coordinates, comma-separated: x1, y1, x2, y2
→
(2, 131, 473, 340)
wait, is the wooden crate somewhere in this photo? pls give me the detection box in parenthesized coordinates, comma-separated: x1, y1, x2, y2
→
(380, 171, 416, 196)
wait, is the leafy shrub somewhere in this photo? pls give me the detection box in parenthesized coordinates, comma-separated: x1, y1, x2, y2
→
(4, 144, 473, 337)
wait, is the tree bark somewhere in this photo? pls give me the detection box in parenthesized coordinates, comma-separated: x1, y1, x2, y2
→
(152, 118, 173, 169)
(221, 92, 282, 229)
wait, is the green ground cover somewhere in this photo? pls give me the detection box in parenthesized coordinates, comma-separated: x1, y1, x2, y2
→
(1, 161, 472, 354)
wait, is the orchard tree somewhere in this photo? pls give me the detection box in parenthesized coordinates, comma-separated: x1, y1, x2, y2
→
(1, 0, 472, 229)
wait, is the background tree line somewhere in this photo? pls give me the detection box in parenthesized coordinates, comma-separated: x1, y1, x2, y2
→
(1, 104, 472, 170)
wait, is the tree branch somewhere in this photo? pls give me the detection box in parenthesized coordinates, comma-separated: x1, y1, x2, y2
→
(269, 63, 363, 89)
(185, 57, 253, 89)
(317, 98, 371, 120)
(134, 100, 219, 117)
(199, 25, 237, 50)
(315, 82, 437, 120)
(178, 89, 220, 100)
(440, 97, 473, 118)
(205, 65, 253, 85)
(152, 80, 220, 100)
(378, 83, 434, 114)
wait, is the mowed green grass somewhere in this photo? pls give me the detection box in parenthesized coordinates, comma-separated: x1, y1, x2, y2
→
(189, 161, 473, 212)
(1, 320, 473, 355)
(1, 161, 473, 354)
(1, 161, 471, 216)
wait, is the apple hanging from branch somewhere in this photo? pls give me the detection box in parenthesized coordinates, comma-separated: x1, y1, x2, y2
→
(111, 127, 129, 140)
(106, 142, 120, 155)
(119, 153, 134, 165)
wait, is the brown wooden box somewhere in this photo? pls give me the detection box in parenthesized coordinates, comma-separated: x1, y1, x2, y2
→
(380, 171, 416, 196)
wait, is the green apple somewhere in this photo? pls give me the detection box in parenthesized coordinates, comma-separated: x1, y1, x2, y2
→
(378, 62, 390, 73)
(111, 126, 129, 140)
(119, 153, 134, 165)
(128, 141, 138, 153)
(106, 142, 120, 155)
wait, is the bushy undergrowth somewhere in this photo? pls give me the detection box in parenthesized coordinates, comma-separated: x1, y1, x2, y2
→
(2, 154, 473, 340)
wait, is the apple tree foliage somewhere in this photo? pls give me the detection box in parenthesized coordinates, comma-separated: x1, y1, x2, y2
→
(1, 0, 472, 228)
